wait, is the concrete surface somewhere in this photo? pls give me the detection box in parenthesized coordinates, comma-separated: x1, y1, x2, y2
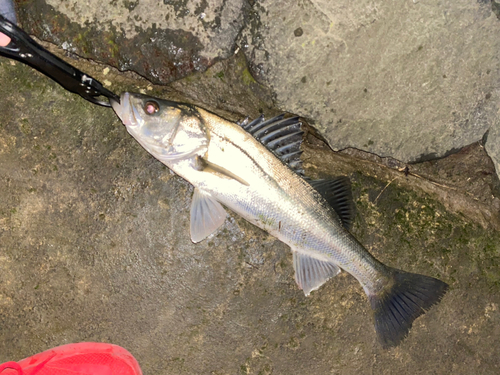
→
(1, 40, 500, 373)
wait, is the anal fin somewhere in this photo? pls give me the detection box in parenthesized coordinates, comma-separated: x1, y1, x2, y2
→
(190, 188, 227, 243)
(292, 251, 341, 296)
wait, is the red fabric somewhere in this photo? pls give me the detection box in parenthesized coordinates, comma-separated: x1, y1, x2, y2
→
(1, 343, 142, 375)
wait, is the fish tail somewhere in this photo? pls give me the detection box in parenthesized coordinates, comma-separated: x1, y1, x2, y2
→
(367, 267, 448, 348)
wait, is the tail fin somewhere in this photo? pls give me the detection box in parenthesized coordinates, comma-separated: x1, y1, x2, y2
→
(368, 268, 448, 348)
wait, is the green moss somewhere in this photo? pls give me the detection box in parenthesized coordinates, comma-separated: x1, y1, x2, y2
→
(214, 71, 225, 80)
(73, 31, 93, 55)
(347, 172, 500, 295)
(19, 119, 32, 135)
(106, 38, 120, 58)
(242, 68, 257, 86)
(182, 74, 195, 83)
(288, 336, 300, 348)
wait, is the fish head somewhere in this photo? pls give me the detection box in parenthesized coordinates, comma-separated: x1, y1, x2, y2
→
(111, 92, 208, 161)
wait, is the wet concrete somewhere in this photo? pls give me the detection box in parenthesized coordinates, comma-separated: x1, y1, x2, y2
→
(1, 45, 500, 374)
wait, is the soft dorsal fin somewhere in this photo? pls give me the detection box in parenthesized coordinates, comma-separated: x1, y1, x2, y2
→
(308, 177, 355, 230)
(292, 251, 341, 296)
(239, 115, 304, 176)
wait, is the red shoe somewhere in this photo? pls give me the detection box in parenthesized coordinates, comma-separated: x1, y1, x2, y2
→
(0, 342, 142, 375)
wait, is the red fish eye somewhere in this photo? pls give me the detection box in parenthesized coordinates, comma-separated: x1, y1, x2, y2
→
(144, 101, 160, 114)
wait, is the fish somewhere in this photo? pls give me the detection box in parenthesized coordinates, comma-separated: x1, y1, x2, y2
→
(111, 92, 448, 348)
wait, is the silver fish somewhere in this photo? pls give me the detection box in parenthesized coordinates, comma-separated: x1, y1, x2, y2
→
(111, 92, 448, 347)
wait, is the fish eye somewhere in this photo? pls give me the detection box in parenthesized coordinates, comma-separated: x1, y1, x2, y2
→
(144, 101, 160, 115)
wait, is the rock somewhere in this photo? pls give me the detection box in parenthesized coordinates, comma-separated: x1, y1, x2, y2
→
(239, 0, 500, 164)
(485, 122, 500, 179)
(16, 0, 247, 84)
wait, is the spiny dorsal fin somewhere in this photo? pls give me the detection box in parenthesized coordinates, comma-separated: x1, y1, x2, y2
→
(239, 115, 304, 176)
(308, 177, 355, 230)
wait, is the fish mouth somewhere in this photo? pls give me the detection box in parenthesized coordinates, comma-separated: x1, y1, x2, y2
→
(111, 92, 137, 127)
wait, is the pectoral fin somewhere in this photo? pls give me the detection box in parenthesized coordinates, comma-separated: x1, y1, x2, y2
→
(190, 188, 227, 243)
(292, 251, 341, 296)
